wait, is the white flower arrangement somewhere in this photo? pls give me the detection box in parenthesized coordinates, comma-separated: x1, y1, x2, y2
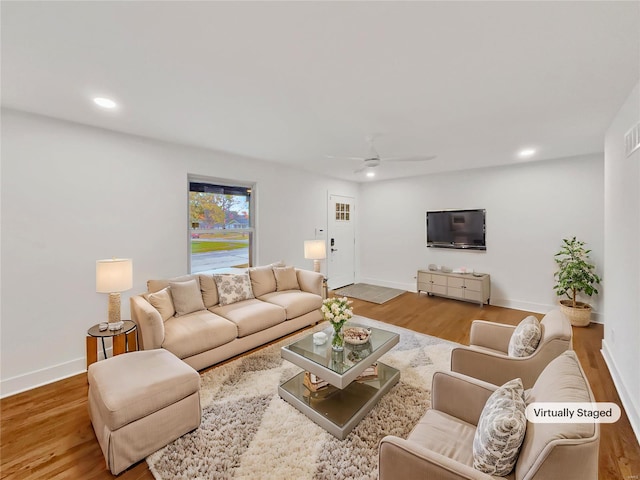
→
(321, 296, 353, 327)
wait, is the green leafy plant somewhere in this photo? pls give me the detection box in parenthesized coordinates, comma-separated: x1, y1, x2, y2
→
(554, 237, 601, 308)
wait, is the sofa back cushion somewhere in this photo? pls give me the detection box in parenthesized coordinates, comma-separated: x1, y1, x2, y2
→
(169, 278, 206, 316)
(539, 309, 573, 346)
(273, 266, 300, 291)
(214, 274, 255, 306)
(248, 266, 277, 297)
(516, 351, 598, 478)
(198, 273, 219, 308)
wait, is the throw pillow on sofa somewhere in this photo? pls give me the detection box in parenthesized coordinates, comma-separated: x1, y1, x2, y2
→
(473, 377, 527, 476)
(198, 273, 219, 308)
(248, 265, 277, 297)
(273, 266, 300, 291)
(169, 278, 206, 316)
(508, 316, 542, 357)
(214, 274, 255, 306)
(147, 287, 175, 321)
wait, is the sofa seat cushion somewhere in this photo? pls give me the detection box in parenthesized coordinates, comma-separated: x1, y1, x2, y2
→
(212, 299, 286, 337)
(163, 310, 237, 359)
(258, 291, 322, 320)
(408, 409, 477, 468)
(87, 349, 200, 431)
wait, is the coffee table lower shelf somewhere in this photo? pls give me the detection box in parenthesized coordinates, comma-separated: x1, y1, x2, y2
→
(278, 362, 400, 440)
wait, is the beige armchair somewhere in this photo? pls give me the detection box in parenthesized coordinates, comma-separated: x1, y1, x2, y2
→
(450, 309, 572, 389)
(379, 351, 599, 480)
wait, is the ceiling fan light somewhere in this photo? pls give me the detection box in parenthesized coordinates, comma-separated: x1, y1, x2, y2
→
(93, 97, 117, 109)
(366, 170, 375, 178)
(518, 148, 536, 158)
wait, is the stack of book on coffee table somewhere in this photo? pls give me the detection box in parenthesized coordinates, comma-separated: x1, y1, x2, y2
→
(303, 363, 379, 392)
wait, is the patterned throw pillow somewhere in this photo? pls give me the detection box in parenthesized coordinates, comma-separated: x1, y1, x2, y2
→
(273, 266, 300, 291)
(473, 378, 527, 476)
(214, 274, 255, 306)
(508, 316, 542, 357)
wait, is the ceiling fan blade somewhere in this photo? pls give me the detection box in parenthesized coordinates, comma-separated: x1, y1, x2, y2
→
(326, 155, 367, 161)
(383, 155, 437, 162)
(354, 165, 367, 173)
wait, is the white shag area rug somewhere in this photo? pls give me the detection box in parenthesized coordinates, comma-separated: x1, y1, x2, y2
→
(147, 316, 458, 480)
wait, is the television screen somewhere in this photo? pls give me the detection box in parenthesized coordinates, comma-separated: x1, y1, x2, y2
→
(426, 209, 486, 250)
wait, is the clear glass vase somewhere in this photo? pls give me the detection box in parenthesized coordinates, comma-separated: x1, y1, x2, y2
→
(331, 325, 344, 351)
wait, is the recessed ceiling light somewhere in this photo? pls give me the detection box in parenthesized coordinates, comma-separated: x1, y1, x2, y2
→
(93, 97, 117, 109)
(518, 148, 536, 158)
(366, 170, 376, 178)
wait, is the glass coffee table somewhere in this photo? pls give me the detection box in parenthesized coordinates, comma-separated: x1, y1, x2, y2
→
(279, 324, 400, 439)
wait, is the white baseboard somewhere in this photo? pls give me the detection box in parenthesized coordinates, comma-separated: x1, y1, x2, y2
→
(1, 356, 86, 399)
(601, 339, 640, 445)
(485, 298, 604, 323)
(356, 279, 605, 323)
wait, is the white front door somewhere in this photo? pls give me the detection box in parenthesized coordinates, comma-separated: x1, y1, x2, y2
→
(327, 194, 356, 289)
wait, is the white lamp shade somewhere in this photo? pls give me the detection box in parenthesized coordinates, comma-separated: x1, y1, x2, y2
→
(304, 240, 326, 260)
(96, 258, 133, 293)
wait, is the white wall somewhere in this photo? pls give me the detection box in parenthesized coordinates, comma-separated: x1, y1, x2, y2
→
(357, 155, 605, 316)
(602, 82, 640, 441)
(0, 109, 358, 396)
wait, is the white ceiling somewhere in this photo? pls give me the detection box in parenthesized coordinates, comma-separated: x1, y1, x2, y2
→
(2, 1, 639, 182)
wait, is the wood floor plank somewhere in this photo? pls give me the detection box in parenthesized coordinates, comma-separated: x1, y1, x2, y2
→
(1, 292, 638, 479)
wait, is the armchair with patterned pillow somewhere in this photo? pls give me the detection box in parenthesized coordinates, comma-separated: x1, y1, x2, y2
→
(379, 351, 599, 480)
(450, 309, 572, 389)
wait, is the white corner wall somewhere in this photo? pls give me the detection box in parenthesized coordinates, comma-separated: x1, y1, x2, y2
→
(357, 155, 605, 316)
(0, 109, 357, 397)
(602, 81, 640, 441)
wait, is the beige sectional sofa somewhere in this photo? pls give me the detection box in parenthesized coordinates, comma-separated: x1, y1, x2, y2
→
(130, 265, 323, 371)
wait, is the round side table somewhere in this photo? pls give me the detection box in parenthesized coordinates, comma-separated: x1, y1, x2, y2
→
(86, 320, 138, 368)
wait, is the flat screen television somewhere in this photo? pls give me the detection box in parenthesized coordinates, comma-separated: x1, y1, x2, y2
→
(426, 209, 486, 250)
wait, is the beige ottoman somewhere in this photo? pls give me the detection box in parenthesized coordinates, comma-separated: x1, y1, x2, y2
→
(88, 349, 201, 475)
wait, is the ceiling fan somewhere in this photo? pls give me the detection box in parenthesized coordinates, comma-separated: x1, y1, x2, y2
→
(327, 135, 437, 173)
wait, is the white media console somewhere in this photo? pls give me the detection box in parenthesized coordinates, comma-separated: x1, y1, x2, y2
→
(417, 269, 491, 306)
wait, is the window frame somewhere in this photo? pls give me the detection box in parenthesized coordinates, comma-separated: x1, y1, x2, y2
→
(187, 175, 256, 273)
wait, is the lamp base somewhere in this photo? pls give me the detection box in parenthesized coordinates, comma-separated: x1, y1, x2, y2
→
(313, 259, 321, 273)
(107, 292, 122, 329)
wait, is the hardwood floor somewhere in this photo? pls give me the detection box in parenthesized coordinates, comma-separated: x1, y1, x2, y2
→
(1, 292, 639, 479)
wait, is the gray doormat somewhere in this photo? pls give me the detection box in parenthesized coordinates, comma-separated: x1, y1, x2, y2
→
(332, 283, 406, 304)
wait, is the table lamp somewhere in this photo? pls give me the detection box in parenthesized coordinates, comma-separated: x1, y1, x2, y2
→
(304, 240, 326, 273)
(96, 258, 133, 331)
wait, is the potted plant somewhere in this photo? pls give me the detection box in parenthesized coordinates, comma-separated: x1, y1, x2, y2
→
(553, 237, 602, 327)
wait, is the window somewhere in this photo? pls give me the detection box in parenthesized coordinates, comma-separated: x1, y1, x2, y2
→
(335, 202, 350, 221)
(188, 179, 254, 273)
